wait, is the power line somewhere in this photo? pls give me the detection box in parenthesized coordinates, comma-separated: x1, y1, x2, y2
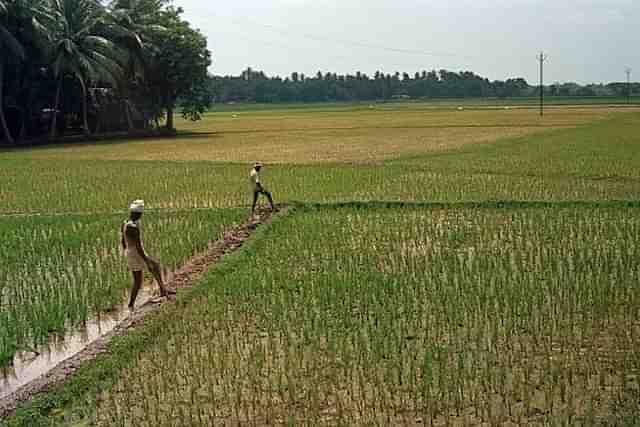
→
(260, 22, 474, 60)
(210, 24, 430, 77)
(220, 32, 354, 67)
(537, 52, 547, 117)
(215, 13, 476, 62)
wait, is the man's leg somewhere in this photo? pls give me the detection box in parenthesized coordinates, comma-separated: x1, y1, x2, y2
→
(251, 190, 259, 214)
(147, 257, 175, 297)
(147, 257, 165, 293)
(128, 270, 143, 309)
(264, 190, 275, 210)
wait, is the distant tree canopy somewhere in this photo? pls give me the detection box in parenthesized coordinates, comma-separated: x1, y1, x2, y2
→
(207, 68, 638, 104)
(0, 0, 211, 144)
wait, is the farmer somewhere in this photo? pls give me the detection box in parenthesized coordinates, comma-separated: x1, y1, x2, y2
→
(121, 199, 175, 309)
(250, 161, 275, 214)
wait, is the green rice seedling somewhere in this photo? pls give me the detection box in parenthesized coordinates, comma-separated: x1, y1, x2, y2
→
(0, 208, 246, 367)
(73, 205, 640, 425)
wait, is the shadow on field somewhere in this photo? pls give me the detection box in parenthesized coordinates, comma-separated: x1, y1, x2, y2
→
(0, 131, 222, 153)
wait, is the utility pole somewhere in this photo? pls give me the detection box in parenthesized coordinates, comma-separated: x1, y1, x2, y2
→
(537, 52, 547, 116)
(625, 68, 632, 104)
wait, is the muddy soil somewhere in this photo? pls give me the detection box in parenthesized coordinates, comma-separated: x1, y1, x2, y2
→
(0, 206, 282, 418)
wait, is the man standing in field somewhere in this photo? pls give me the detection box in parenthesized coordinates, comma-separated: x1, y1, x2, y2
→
(250, 161, 275, 215)
(121, 200, 175, 309)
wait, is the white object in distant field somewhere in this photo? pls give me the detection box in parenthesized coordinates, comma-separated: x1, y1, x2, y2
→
(504, 106, 511, 110)
(232, 114, 238, 118)
(457, 106, 464, 111)
(369, 105, 374, 109)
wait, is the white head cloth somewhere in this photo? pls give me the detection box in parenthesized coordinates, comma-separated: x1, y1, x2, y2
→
(129, 199, 145, 213)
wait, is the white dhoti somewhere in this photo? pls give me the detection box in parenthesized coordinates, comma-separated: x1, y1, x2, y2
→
(125, 248, 146, 272)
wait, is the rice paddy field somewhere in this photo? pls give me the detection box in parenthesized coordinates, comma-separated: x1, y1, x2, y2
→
(90, 205, 640, 426)
(0, 209, 246, 367)
(2, 106, 640, 215)
(1, 102, 640, 425)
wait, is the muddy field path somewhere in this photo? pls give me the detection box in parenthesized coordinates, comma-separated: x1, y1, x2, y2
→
(0, 206, 285, 418)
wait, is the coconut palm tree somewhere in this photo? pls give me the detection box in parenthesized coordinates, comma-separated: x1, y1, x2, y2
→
(49, 0, 126, 138)
(107, 0, 165, 131)
(0, 0, 25, 143)
(6, 0, 55, 141)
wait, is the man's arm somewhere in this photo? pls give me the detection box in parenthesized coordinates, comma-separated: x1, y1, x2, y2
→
(125, 225, 147, 261)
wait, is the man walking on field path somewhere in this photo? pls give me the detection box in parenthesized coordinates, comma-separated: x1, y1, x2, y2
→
(250, 161, 275, 215)
(121, 200, 175, 309)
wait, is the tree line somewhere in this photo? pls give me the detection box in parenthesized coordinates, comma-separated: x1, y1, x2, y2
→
(1, 0, 210, 144)
(209, 67, 638, 104)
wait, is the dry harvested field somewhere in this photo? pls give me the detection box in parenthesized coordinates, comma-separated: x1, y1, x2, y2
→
(10, 106, 634, 164)
(1, 103, 639, 426)
(1, 105, 640, 215)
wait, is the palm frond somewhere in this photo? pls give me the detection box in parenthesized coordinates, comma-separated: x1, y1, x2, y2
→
(84, 35, 128, 65)
(86, 48, 125, 79)
(0, 25, 26, 59)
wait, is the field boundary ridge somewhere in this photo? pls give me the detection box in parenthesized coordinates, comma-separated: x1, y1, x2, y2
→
(0, 205, 288, 423)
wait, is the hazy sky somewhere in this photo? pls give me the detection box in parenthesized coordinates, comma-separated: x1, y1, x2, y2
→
(177, 0, 639, 84)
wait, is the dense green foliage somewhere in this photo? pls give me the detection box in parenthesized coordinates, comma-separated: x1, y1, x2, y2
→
(0, 0, 210, 143)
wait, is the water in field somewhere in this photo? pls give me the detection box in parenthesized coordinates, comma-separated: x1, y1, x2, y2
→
(0, 208, 248, 403)
(0, 284, 158, 400)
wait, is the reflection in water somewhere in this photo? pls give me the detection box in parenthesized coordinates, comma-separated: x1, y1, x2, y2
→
(0, 283, 158, 400)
